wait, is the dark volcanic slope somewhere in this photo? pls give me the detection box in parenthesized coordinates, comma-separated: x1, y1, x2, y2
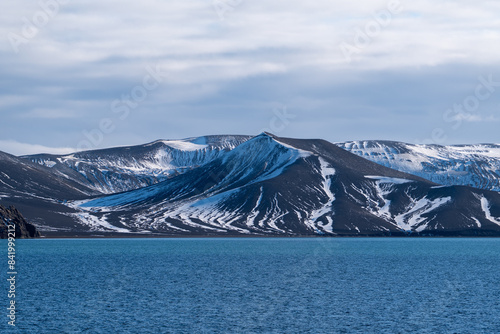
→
(0, 150, 100, 233)
(76, 134, 500, 236)
(0, 150, 97, 199)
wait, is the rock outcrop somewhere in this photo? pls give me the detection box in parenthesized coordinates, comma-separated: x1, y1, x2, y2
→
(0, 205, 40, 238)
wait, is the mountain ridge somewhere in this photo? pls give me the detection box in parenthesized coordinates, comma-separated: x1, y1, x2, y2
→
(1, 134, 500, 237)
(21, 135, 252, 194)
(338, 140, 500, 191)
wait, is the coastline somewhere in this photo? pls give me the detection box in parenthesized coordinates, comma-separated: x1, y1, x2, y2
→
(22, 233, 500, 239)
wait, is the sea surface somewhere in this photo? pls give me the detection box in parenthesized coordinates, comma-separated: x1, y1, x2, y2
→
(1, 238, 499, 333)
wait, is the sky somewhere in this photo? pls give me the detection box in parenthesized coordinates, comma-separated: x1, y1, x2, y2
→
(1, 0, 500, 155)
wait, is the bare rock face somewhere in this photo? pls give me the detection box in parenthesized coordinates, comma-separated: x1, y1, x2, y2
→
(0, 205, 40, 238)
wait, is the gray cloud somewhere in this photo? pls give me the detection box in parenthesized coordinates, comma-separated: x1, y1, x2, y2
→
(1, 0, 500, 155)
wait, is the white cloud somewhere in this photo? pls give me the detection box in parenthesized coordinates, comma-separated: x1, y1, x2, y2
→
(1, 0, 500, 147)
(0, 140, 75, 156)
(20, 108, 77, 119)
(449, 113, 500, 123)
(2, 0, 500, 78)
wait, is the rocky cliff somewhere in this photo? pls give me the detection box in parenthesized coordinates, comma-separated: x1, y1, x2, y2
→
(0, 205, 40, 238)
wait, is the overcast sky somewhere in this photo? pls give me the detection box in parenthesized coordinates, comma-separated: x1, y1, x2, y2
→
(1, 0, 500, 155)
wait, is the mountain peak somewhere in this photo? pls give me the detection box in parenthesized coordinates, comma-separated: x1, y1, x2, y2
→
(257, 132, 277, 138)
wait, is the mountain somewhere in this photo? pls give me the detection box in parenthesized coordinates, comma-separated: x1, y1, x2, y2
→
(74, 134, 500, 236)
(3, 134, 500, 236)
(338, 141, 500, 192)
(22, 135, 251, 194)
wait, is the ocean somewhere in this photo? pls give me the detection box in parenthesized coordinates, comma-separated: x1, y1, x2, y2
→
(2, 238, 499, 333)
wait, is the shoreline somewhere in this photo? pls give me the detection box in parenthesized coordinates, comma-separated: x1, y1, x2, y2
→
(10, 233, 500, 239)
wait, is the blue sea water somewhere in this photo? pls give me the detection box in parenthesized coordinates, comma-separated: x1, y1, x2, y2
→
(1, 238, 499, 333)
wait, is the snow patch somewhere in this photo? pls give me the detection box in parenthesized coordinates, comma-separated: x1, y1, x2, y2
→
(69, 212, 130, 232)
(318, 216, 334, 233)
(42, 160, 57, 168)
(160, 140, 208, 151)
(394, 197, 452, 232)
(246, 187, 263, 228)
(480, 197, 500, 226)
(365, 176, 413, 184)
(306, 158, 336, 232)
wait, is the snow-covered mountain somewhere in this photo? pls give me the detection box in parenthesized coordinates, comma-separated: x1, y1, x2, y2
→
(23, 135, 251, 194)
(3, 134, 500, 236)
(338, 141, 500, 192)
(73, 134, 500, 236)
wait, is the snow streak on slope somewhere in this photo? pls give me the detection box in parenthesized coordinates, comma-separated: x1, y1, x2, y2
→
(339, 141, 500, 191)
(365, 176, 413, 184)
(246, 186, 263, 228)
(306, 158, 336, 233)
(0, 151, 98, 199)
(480, 196, 500, 226)
(354, 176, 455, 233)
(152, 188, 253, 234)
(67, 212, 131, 233)
(363, 177, 410, 220)
(394, 197, 452, 232)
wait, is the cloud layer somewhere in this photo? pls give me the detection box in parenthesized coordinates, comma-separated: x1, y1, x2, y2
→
(1, 0, 500, 155)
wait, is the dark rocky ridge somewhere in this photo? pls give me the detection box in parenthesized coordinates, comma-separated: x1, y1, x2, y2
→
(0, 205, 40, 238)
